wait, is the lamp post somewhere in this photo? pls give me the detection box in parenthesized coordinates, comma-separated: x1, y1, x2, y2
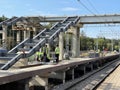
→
(111, 39, 113, 52)
(96, 36, 99, 52)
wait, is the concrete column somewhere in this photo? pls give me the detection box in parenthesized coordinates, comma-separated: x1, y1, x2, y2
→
(33, 75, 49, 90)
(66, 32, 69, 54)
(77, 27, 80, 56)
(25, 82, 29, 90)
(72, 69, 74, 80)
(47, 43, 51, 59)
(41, 78, 48, 90)
(33, 27, 37, 36)
(72, 26, 80, 57)
(24, 30, 27, 40)
(2, 25, 7, 48)
(59, 32, 64, 60)
(63, 72, 66, 84)
(26, 30, 30, 38)
(17, 30, 20, 43)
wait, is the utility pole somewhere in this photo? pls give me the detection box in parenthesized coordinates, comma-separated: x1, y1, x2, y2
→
(96, 36, 98, 51)
(111, 39, 113, 51)
(118, 41, 120, 52)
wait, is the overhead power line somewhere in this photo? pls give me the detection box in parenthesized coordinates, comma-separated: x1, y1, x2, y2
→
(87, 0, 99, 14)
(77, 0, 95, 15)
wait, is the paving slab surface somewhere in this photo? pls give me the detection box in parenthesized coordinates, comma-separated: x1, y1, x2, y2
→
(97, 65, 120, 90)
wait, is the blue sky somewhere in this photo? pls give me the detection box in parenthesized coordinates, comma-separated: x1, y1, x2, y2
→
(0, 0, 120, 39)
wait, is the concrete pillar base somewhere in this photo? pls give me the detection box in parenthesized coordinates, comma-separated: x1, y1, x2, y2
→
(30, 74, 50, 90)
(63, 72, 66, 84)
(12, 58, 28, 69)
(72, 69, 74, 80)
(71, 26, 80, 57)
(59, 32, 64, 60)
(24, 30, 27, 40)
(35, 76, 48, 90)
(17, 30, 21, 44)
(2, 25, 7, 48)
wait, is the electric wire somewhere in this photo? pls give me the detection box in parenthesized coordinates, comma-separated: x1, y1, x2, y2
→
(77, 0, 95, 15)
(77, 0, 120, 51)
(87, 0, 99, 14)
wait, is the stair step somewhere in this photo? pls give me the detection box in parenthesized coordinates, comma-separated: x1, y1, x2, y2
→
(0, 57, 13, 60)
(63, 21, 71, 23)
(52, 27, 59, 30)
(67, 19, 76, 21)
(24, 43, 37, 46)
(7, 53, 17, 57)
(60, 23, 67, 27)
(50, 29, 58, 32)
(0, 60, 9, 64)
(39, 36, 49, 38)
(33, 39, 40, 43)
(0, 63, 5, 68)
(17, 48, 31, 51)
(44, 31, 52, 35)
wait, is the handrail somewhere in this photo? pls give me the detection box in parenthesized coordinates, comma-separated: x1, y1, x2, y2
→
(50, 22, 59, 30)
(73, 16, 80, 24)
(8, 38, 29, 53)
(7, 17, 23, 25)
(48, 28, 62, 42)
(33, 28, 47, 39)
(0, 17, 18, 26)
(62, 22, 72, 31)
(61, 17, 69, 23)
(1, 54, 22, 70)
(27, 38, 46, 57)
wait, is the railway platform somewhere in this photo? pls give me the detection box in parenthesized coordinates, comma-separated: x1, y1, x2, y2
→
(97, 65, 120, 90)
(0, 54, 119, 90)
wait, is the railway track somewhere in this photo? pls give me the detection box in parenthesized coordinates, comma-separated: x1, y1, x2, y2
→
(52, 57, 120, 90)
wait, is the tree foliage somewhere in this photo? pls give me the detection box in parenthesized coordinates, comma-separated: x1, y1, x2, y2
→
(80, 30, 120, 51)
(0, 15, 8, 22)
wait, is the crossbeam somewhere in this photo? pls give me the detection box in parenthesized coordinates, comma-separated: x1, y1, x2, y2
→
(37, 14, 120, 24)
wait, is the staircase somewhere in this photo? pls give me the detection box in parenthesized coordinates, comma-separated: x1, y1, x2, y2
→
(0, 17, 23, 26)
(0, 16, 80, 70)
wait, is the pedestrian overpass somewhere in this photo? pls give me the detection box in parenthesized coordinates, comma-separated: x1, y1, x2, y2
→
(0, 14, 120, 70)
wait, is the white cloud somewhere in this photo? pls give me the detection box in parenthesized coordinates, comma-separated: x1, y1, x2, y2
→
(62, 7, 79, 11)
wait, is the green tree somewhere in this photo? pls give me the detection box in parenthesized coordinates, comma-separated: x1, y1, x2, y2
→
(0, 15, 8, 22)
